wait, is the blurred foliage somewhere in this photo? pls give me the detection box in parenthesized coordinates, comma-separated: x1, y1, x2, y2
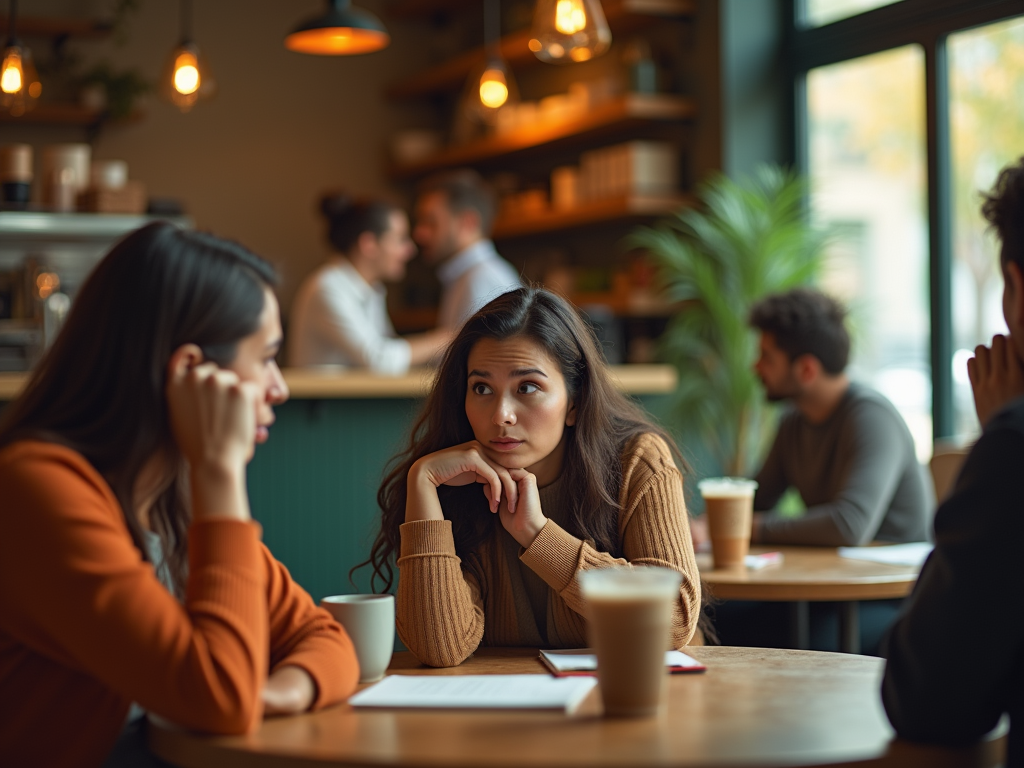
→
(81, 62, 150, 120)
(629, 165, 829, 477)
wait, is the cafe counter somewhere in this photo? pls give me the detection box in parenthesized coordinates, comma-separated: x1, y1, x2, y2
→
(0, 365, 677, 603)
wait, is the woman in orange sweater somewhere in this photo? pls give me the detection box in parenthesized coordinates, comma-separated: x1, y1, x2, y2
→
(0, 223, 359, 768)
(364, 288, 702, 667)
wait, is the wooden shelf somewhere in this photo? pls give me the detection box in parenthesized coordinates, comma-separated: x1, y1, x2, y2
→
(0, 104, 141, 126)
(492, 192, 693, 239)
(386, 0, 696, 100)
(0, 16, 113, 39)
(389, 93, 695, 178)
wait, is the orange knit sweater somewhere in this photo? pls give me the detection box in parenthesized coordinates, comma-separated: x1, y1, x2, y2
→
(396, 433, 702, 667)
(0, 441, 360, 768)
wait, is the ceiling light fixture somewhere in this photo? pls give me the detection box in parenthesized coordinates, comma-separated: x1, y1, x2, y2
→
(529, 0, 611, 63)
(285, 0, 390, 56)
(0, 0, 40, 117)
(161, 0, 215, 113)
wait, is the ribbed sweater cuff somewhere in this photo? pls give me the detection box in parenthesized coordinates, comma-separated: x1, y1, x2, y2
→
(399, 519, 457, 558)
(188, 519, 264, 576)
(519, 519, 583, 592)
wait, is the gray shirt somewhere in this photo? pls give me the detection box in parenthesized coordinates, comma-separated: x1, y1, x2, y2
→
(755, 382, 933, 546)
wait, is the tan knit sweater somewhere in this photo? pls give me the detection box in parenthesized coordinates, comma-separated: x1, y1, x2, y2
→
(396, 433, 701, 667)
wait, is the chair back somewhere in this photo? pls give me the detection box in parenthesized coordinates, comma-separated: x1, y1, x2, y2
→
(929, 446, 969, 503)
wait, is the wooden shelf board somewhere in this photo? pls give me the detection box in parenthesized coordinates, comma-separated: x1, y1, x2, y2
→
(0, 16, 113, 39)
(492, 193, 693, 239)
(389, 94, 695, 178)
(0, 104, 141, 126)
(386, 0, 697, 100)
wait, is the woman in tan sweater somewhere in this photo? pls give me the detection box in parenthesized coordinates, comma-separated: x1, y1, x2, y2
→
(0, 223, 359, 768)
(365, 287, 701, 667)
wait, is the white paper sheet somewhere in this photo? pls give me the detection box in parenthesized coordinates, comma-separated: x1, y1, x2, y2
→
(539, 649, 704, 673)
(349, 674, 598, 712)
(838, 542, 933, 567)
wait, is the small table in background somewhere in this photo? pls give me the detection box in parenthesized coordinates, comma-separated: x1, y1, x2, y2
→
(697, 545, 922, 653)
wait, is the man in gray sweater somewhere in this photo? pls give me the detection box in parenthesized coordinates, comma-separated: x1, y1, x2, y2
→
(748, 289, 933, 547)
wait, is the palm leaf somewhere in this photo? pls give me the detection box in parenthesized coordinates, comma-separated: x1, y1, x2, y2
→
(628, 164, 828, 476)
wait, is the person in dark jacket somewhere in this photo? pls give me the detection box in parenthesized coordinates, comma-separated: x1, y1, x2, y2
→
(882, 156, 1024, 766)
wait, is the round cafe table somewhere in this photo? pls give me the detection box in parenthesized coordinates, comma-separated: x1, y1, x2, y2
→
(148, 647, 1004, 768)
(697, 545, 923, 653)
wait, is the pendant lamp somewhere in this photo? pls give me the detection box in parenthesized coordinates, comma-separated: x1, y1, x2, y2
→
(161, 0, 215, 113)
(529, 0, 611, 63)
(285, 0, 389, 56)
(0, 0, 40, 117)
(461, 0, 518, 127)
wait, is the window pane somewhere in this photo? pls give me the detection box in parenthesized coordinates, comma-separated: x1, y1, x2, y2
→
(802, 0, 902, 28)
(807, 45, 931, 460)
(949, 15, 1024, 438)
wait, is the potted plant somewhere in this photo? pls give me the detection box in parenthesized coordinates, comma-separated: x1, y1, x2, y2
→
(629, 164, 829, 477)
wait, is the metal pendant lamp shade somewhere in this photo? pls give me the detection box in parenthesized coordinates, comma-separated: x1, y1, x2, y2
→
(285, 0, 390, 55)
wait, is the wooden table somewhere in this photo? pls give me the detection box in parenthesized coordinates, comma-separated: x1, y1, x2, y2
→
(697, 545, 923, 653)
(149, 647, 1003, 768)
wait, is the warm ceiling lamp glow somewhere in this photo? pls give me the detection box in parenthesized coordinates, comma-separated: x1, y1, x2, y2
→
(172, 51, 200, 95)
(285, 0, 390, 56)
(479, 68, 509, 109)
(554, 0, 587, 35)
(529, 0, 611, 64)
(0, 51, 22, 93)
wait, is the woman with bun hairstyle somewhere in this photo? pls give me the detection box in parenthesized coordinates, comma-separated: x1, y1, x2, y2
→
(364, 287, 702, 668)
(289, 194, 451, 372)
(0, 223, 359, 768)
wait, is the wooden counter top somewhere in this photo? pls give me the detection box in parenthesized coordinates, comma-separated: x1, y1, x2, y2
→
(0, 364, 677, 401)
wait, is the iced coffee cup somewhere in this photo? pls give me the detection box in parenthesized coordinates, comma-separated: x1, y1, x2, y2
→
(698, 477, 759, 569)
(579, 566, 682, 717)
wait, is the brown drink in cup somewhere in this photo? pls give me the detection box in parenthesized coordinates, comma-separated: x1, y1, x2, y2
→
(579, 567, 682, 717)
(698, 478, 759, 569)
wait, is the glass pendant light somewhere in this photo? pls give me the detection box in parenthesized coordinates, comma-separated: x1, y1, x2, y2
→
(285, 0, 389, 56)
(460, 0, 518, 128)
(0, 0, 41, 117)
(529, 0, 611, 63)
(161, 0, 215, 113)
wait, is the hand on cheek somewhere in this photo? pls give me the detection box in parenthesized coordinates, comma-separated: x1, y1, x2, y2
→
(499, 468, 547, 549)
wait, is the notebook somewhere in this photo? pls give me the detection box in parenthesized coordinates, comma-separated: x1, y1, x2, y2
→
(349, 674, 598, 713)
(539, 648, 706, 676)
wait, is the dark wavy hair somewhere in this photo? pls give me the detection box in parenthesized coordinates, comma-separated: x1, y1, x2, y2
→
(360, 287, 682, 592)
(320, 193, 401, 255)
(0, 222, 277, 597)
(749, 288, 850, 375)
(983, 156, 1024, 271)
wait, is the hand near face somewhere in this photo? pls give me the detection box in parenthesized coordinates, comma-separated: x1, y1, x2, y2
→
(166, 355, 260, 473)
(967, 334, 1024, 426)
(498, 468, 547, 549)
(407, 441, 519, 522)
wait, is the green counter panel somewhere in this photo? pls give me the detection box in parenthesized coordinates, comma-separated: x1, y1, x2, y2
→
(247, 397, 423, 603)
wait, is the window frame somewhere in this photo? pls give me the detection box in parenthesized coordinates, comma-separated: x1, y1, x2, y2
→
(789, 0, 1023, 440)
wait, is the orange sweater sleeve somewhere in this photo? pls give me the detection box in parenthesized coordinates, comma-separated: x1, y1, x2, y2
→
(0, 441, 356, 740)
(263, 547, 359, 708)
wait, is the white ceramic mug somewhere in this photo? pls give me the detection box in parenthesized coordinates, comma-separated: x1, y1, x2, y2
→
(320, 594, 395, 683)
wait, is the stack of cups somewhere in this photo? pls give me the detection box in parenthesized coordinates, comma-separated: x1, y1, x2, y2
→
(579, 566, 682, 717)
(0, 144, 32, 209)
(698, 477, 759, 569)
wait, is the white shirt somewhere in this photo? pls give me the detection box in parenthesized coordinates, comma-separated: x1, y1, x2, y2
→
(436, 240, 521, 331)
(288, 258, 412, 374)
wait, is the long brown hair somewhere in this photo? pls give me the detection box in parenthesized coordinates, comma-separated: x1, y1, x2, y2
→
(0, 222, 277, 597)
(362, 287, 683, 592)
